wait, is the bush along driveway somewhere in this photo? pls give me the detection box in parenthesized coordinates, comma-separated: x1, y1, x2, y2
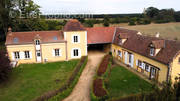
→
(0, 59, 80, 101)
(91, 55, 152, 101)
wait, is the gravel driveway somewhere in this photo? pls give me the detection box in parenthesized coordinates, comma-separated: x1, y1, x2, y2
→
(63, 51, 105, 101)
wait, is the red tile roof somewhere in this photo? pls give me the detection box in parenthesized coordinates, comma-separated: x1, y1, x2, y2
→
(63, 19, 86, 31)
(113, 27, 180, 65)
(5, 31, 65, 45)
(86, 27, 115, 44)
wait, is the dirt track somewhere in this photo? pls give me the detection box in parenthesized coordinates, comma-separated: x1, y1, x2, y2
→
(63, 51, 105, 101)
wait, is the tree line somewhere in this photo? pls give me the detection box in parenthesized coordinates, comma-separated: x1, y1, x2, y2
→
(1, 0, 180, 42)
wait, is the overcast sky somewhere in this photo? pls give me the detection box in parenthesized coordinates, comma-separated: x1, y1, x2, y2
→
(33, 0, 180, 14)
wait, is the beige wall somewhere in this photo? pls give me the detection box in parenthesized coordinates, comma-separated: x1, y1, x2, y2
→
(41, 43, 66, 62)
(7, 44, 36, 64)
(112, 44, 168, 83)
(64, 31, 87, 60)
(170, 52, 180, 83)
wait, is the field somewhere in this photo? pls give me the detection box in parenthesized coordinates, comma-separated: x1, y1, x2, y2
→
(95, 22, 180, 40)
(0, 60, 79, 101)
(106, 65, 152, 99)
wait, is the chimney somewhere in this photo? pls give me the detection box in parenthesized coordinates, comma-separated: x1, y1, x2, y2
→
(8, 27, 12, 36)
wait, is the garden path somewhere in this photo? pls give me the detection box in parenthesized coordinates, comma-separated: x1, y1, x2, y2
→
(63, 51, 105, 101)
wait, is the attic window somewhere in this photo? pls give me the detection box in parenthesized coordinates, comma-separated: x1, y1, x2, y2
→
(13, 38, 18, 43)
(150, 47, 155, 56)
(53, 36, 58, 40)
(35, 40, 40, 45)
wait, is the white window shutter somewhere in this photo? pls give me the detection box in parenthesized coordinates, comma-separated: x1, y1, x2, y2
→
(11, 52, 15, 60)
(30, 51, 32, 59)
(131, 55, 134, 67)
(142, 63, 145, 70)
(52, 49, 55, 56)
(59, 49, 62, 56)
(148, 66, 151, 72)
(136, 60, 138, 66)
(20, 52, 24, 59)
(78, 35, 80, 43)
(78, 49, 81, 57)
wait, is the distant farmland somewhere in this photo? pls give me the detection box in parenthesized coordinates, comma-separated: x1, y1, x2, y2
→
(94, 22, 180, 40)
(124, 23, 180, 40)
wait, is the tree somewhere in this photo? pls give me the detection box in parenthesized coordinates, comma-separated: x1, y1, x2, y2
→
(128, 17, 136, 25)
(0, 0, 15, 35)
(84, 20, 94, 27)
(155, 9, 175, 23)
(174, 11, 180, 22)
(0, 50, 11, 83)
(145, 7, 159, 19)
(103, 15, 110, 27)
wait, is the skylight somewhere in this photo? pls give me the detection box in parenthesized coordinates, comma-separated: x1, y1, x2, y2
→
(13, 38, 19, 43)
(53, 36, 58, 40)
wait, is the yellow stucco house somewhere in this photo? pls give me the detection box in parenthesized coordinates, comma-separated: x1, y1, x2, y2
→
(5, 19, 180, 84)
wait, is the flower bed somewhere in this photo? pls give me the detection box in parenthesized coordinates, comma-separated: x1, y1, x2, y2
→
(93, 78, 107, 97)
(97, 54, 110, 76)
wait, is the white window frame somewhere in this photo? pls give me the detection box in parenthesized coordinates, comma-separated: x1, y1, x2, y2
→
(14, 51, 20, 60)
(72, 34, 80, 43)
(150, 47, 155, 56)
(118, 50, 122, 57)
(52, 49, 62, 57)
(145, 64, 151, 72)
(71, 48, 81, 58)
(24, 51, 30, 59)
(35, 40, 40, 45)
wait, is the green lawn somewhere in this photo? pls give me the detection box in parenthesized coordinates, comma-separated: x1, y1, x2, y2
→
(0, 60, 79, 101)
(106, 65, 152, 99)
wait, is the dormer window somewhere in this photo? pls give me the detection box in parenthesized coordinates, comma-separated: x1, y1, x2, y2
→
(118, 33, 128, 45)
(150, 47, 155, 56)
(35, 40, 40, 45)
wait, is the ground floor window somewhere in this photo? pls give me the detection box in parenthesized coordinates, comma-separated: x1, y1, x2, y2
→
(24, 51, 30, 59)
(73, 49, 79, 56)
(36, 50, 41, 57)
(118, 50, 122, 57)
(14, 52, 20, 59)
(138, 60, 142, 67)
(145, 64, 150, 72)
(54, 49, 61, 56)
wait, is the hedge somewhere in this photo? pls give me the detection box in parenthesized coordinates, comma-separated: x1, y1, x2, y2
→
(33, 56, 88, 101)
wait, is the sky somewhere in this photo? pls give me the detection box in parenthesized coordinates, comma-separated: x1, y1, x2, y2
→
(33, 0, 180, 14)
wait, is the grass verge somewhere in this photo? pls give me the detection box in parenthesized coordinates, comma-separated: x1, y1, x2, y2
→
(46, 56, 88, 101)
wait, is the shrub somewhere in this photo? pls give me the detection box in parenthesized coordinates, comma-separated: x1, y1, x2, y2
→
(93, 78, 107, 97)
(97, 55, 110, 76)
(0, 50, 11, 83)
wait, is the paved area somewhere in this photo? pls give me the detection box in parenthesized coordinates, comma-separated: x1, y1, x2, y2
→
(63, 51, 106, 101)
